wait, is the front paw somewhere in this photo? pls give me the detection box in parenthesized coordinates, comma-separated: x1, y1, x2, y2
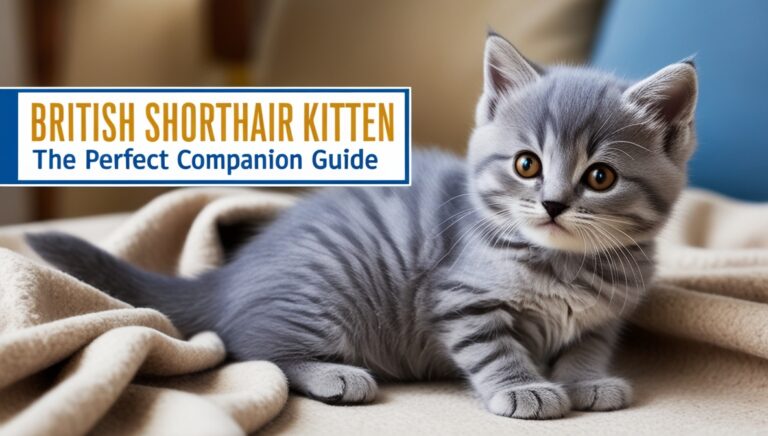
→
(566, 377, 632, 411)
(486, 382, 571, 419)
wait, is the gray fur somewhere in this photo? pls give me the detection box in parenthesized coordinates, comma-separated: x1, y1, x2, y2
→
(26, 34, 697, 419)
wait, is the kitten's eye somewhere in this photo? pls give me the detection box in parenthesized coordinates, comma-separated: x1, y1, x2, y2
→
(514, 153, 541, 178)
(584, 164, 617, 191)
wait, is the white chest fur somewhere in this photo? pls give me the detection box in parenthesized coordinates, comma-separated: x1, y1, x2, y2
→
(513, 290, 616, 357)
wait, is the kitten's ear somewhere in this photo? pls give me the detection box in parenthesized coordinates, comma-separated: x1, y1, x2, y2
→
(622, 61, 698, 125)
(476, 32, 541, 125)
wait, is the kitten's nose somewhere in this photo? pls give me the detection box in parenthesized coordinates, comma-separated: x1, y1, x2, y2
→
(542, 201, 569, 219)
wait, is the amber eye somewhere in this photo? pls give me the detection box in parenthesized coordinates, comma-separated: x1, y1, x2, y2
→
(584, 164, 617, 191)
(514, 153, 541, 178)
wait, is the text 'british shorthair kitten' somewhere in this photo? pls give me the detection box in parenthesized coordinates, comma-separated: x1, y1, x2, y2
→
(29, 33, 698, 419)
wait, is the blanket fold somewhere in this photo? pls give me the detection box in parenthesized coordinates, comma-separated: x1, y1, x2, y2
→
(631, 190, 768, 360)
(0, 190, 292, 435)
(1, 187, 767, 435)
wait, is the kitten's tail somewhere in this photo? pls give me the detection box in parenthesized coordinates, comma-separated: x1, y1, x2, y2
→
(26, 231, 216, 335)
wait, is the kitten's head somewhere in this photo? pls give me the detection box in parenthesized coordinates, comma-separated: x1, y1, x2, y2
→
(468, 33, 698, 253)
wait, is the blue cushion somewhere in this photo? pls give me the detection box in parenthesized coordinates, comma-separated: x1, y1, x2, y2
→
(592, 0, 768, 201)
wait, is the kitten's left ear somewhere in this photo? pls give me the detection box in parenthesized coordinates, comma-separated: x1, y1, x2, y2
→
(623, 61, 698, 125)
(476, 32, 541, 125)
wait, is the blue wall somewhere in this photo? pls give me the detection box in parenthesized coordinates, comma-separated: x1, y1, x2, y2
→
(592, 0, 768, 201)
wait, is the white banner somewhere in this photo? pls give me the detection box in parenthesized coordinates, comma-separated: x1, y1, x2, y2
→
(16, 88, 411, 186)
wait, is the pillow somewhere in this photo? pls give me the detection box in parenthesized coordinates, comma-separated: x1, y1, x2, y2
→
(592, 0, 768, 201)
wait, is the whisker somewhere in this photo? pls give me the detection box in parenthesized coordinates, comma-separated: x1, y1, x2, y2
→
(592, 218, 652, 262)
(577, 224, 609, 304)
(449, 213, 511, 269)
(585, 223, 645, 315)
(593, 108, 617, 140)
(435, 192, 473, 210)
(604, 121, 652, 138)
(599, 146, 635, 160)
(428, 208, 513, 272)
(570, 225, 589, 282)
(588, 225, 620, 306)
(601, 139, 651, 154)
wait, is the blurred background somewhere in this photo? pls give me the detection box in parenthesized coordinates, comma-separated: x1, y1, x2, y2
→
(0, 0, 766, 225)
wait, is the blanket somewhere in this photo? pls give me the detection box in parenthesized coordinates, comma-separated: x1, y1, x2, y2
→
(0, 189, 294, 436)
(0, 187, 767, 435)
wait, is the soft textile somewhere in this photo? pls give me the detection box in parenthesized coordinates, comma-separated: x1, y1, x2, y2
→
(1, 187, 767, 434)
(0, 189, 293, 436)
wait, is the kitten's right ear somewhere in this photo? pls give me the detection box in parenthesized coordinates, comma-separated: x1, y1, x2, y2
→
(622, 61, 698, 125)
(476, 32, 540, 125)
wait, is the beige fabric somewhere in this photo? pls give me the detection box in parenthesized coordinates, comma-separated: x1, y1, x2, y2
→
(1, 187, 768, 434)
(0, 190, 292, 436)
(256, 0, 605, 153)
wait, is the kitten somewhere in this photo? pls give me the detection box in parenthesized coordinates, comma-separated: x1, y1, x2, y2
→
(28, 33, 697, 419)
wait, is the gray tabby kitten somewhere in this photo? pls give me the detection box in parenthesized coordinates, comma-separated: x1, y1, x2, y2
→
(28, 33, 698, 419)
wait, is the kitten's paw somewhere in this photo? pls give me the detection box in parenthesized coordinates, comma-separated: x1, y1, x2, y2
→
(486, 382, 570, 419)
(566, 377, 632, 411)
(300, 364, 378, 404)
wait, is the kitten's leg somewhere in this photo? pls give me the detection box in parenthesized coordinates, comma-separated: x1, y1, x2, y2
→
(281, 361, 378, 404)
(435, 306, 570, 419)
(551, 325, 631, 411)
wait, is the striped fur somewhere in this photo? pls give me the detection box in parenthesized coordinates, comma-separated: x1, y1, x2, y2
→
(27, 34, 697, 419)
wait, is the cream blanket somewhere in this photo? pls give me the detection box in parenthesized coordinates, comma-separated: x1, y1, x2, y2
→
(0, 188, 767, 435)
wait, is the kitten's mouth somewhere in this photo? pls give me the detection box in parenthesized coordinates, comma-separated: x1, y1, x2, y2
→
(536, 220, 571, 235)
(520, 217, 585, 252)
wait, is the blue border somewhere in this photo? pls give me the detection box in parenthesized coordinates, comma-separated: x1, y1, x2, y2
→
(2, 87, 411, 186)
